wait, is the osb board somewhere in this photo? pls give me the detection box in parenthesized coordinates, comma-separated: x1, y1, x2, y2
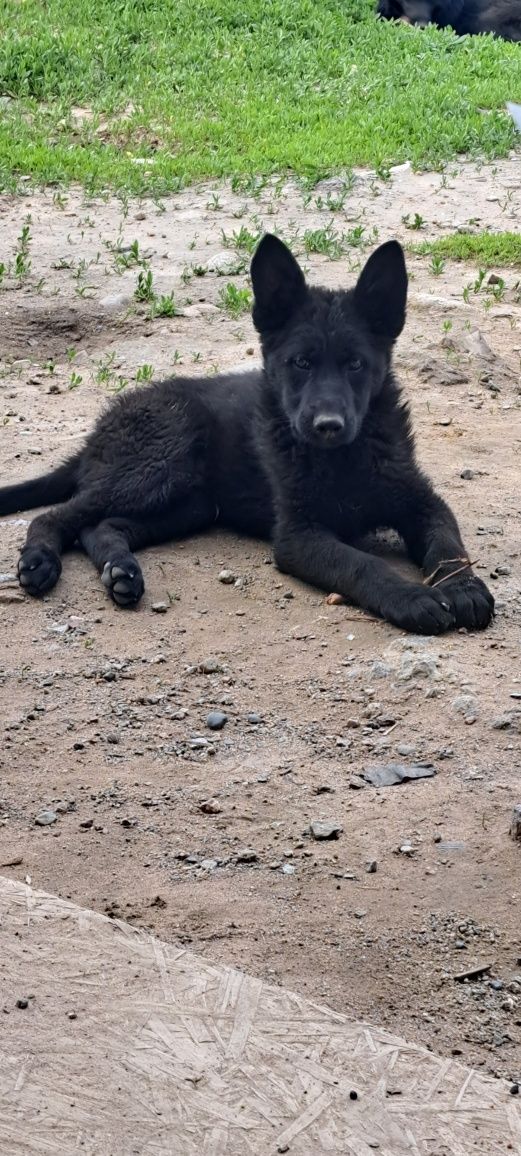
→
(0, 877, 519, 1156)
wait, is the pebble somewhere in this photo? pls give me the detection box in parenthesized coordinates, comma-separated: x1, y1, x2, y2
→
(200, 658, 223, 674)
(510, 1084, 520, 1096)
(16, 999, 29, 1010)
(460, 468, 476, 480)
(206, 250, 245, 275)
(199, 798, 222, 814)
(206, 711, 228, 731)
(151, 601, 169, 614)
(365, 860, 378, 874)
(34, 810, 58, 826)
(247, 712, 262, 724)
(218, 569, 236, 585)
(282, 863, 296, 875)
(399, 843, 415, 856)
(200, 859, 218, 871)
(363, 763, 435, 788)
(348, 775, 366, 791)
(452, 694, 479, 724)
(99, 292, 132, 311)
(309, 820, 343, 841)
(235, 848, 258, 864)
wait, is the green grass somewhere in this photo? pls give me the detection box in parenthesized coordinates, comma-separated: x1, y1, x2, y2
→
(413, 231, 521, 266)
(0, 0, 520, 193)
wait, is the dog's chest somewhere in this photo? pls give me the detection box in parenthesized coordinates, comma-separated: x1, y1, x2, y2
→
(308, 440, 394, 535)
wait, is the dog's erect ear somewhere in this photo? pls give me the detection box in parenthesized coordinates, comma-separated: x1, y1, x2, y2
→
(251, 235, 307, 332)
(353, 240, 407, 341)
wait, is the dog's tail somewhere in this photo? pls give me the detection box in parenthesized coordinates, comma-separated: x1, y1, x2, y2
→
(0, 456, 79, 516)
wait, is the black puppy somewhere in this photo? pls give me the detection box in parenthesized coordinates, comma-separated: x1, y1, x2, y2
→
(377, 0, 521, 40)
(0, 235, 494, 635)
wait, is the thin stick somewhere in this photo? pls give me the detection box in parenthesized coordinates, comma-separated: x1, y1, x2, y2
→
(424, 556, 476, 587)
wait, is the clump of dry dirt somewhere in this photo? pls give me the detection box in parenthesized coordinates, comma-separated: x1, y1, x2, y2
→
(0, 161, 520, 1080)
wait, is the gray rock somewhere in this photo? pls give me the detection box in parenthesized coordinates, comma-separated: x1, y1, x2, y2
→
(365, 860, 378, 874)
(99, 292, 132, 311)
(235, 848, 258, 864)
(206, 711, 228, 730)
(35, 810, 58, 826)
(452, 694, 479, 724)
(218, 569, 236, 584)
(282, 863, 296, 875)
(206, 250, 245, 275)
(363, 763, 436, 788)
(151, 601, 169, 614)
(247, 712, 262, 724)
(460, 468, 476, 480)
(309, 820, 343, 840)
(200, 859, 218, 871)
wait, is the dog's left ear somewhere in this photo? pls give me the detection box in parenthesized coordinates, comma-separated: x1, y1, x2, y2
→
(251, 234, 307, 333)
(354, 240, 408, 341)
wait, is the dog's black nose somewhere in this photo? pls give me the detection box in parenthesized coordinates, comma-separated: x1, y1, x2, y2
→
(312, 413, 345, 436)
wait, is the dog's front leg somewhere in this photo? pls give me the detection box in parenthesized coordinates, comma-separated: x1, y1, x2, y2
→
(273, 521, 457, 635)
(395, 484, 494, 631)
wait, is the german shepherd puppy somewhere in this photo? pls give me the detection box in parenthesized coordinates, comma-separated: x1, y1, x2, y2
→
(377, 0, 521, 40)
(0, 236, 494, 635)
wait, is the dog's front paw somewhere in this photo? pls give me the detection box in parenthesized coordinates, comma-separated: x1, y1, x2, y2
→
(441, 574, 494, 631)
(18, 546, 62, 595)
(382, 584, 455, 635)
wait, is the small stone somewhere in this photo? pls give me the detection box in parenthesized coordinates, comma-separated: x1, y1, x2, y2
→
(354, 910, 367, 920)
(206, 250, 245, 275)
(365, 860, 378, 874)
(460, 468, 476, 480)
(510, 1084, 520, 1096)
(218, 569, 236, 585)
(68, 1011, 77, 1020)
(309, 820, 343, 841)
(282, 863, 295, 875)
(235, 848, 258, 864)
(99, 292, 132, 311)
(399, 843, 415, 856)
(151, 601, 169, 614)
(363, 763, 435, 788)
(79, 818, 94, 830)
(16, 999, 29, 1010)
(200, 859, 218, 871)
(349, 1090, 358, 1101)
(206, 711, 228, 730)
(247, 712, 262, 724)
(35, 810, 58, 826)
(452, 695, 479, 724)
(199, 798, 222, 814)
(199, 658, 223, 674)
(348, 775, 366, 790)
(510, 806, 521, 841)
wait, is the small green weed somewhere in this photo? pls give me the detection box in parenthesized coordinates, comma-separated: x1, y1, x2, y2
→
(218, 283, 252, 317)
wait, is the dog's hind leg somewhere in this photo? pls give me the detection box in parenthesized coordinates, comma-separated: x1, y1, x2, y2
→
(18, 494, 105, 596)
(80, 493, 217, 607)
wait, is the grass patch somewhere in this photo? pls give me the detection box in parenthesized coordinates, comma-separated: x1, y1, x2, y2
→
(413, 231, 521, 266)
(0, 0, 519, 193)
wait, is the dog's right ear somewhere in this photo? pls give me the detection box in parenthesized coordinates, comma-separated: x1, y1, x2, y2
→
(251, 235, 307, 333)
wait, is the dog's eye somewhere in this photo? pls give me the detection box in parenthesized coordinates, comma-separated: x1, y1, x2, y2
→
(347, 358, 362, 372)
(293, 356, 311, 371)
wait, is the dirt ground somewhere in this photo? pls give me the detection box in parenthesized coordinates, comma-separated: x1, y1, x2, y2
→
(1, 160, 520, 1085)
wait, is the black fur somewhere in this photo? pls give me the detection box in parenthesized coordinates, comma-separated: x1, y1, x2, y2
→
(0, 236, 494, 634)
(376, 0, 521, 40)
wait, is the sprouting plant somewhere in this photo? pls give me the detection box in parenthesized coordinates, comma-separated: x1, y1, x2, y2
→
(218, 283, 252, 317)
(136, 363, 154, 384)
(430, 255, 445, 276)
(134, 270, 155, 302)
(149, 292, 179, 319)
(14, 219, 32, 280)
(68, 371, 83, 390)
(206, 193, 222, 211)
(402, 212, 425, 230)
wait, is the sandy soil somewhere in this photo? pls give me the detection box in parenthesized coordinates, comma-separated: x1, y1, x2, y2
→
(1, 160, 520, 1083)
